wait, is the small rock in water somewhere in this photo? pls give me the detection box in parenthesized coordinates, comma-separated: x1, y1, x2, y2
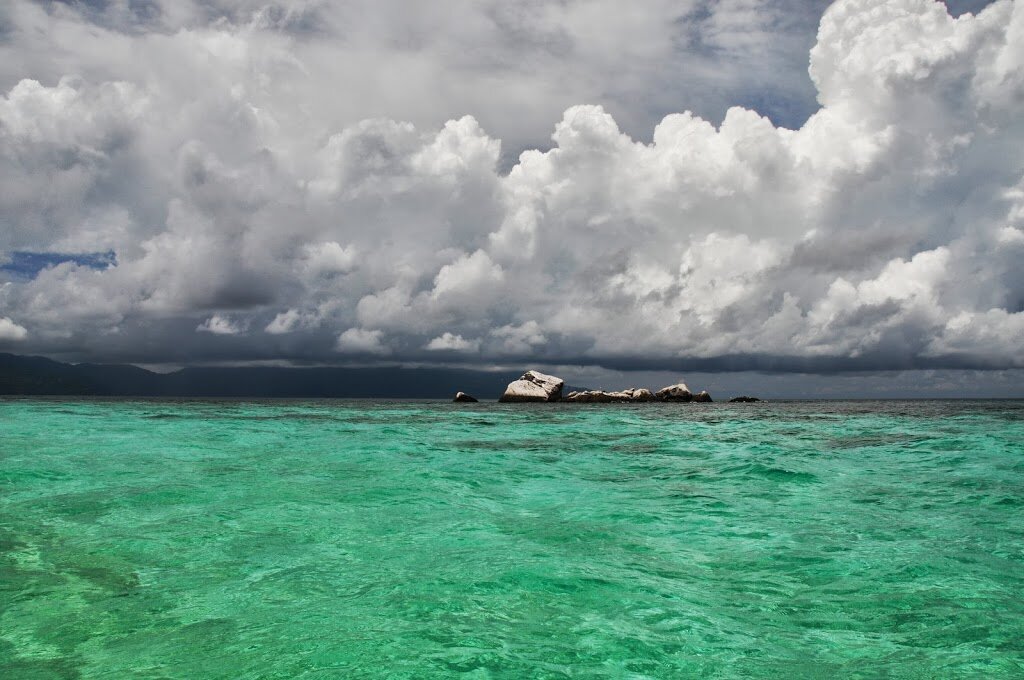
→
(499, 370, 565, 402)
(693, 390, 713, 403)
(655, 382, 693, 402)
(729, 396, 761, 403)
(453, 392, 478, 403)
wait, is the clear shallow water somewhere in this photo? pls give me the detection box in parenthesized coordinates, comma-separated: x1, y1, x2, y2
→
(0, 399, 1022, 679)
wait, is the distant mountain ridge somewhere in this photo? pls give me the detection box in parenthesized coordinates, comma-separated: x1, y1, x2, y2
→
(0, 353, 519, 399)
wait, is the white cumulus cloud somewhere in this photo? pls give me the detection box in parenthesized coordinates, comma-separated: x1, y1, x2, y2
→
(0, 0, 1020, 375)
(336, 328, 389, 355)
(0, 317, 28, 341)
(196, 315, 244, 335)
(425, 333, 480, 352)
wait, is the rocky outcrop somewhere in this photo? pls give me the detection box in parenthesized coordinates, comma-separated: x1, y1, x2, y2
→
(563, 387, 655, 403)
(569, 389, 609, 403)
(453, 392, 478, 403)
(655, 382, 693, 402)
(496, 370, 726, 404)
(563, 390, 609, 403)
(623, 388, 655, 402)
(728, 396, 761, 403)
(499, 370, 565, 402)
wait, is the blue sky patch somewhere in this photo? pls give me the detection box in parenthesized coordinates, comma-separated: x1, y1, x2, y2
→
(1, 250, 118, 280)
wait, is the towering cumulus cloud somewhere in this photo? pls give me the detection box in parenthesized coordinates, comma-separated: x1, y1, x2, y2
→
(0, 0, 1020, 372)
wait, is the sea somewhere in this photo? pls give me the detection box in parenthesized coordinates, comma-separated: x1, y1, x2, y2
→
(1, 398, 1022, 678)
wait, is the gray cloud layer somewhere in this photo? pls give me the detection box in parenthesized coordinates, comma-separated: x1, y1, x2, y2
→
(0, 0, 1021, 376)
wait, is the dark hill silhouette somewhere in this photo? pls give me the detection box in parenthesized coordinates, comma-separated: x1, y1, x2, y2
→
(0, 353, 518, 399)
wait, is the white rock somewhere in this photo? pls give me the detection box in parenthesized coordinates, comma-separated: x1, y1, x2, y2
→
(499, 370, 565, 402)
(563, 387, 655, 403)
(655, 382, 693, 402)
(623, 388, 655, 402)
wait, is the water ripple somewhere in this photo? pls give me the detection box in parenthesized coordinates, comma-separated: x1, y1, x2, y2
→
(0, 398, 1022, 677)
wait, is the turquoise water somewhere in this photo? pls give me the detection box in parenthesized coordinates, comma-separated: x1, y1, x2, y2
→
(1, 399, 1022, 678)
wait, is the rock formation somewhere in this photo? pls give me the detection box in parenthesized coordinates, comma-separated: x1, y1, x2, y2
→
(624, 388, 655, 402)
(728, 396, 761, 403)
(563, 390, 606, 403)
(563, 388, 655, 403)
(495, 371, 726, 404)
(499, 370, 565, 403)
(655, 382, 693, 402)
(453, 392, 478, 403)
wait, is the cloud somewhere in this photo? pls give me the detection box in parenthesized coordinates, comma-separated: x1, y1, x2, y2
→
(196, 315, 244, 335)
(300, 242, 356, 279)
(927, 309, 1024, 362)
(0, 0, 1020, 376)
(425, 332, 480, 352)
(264, 308, 318, 335)
(0, 317, 28, 341)
(429, 250, 505, 309)
(489, 321, 548, 355)
(0, 0, 829, 160)
(336, 328, 389, 355)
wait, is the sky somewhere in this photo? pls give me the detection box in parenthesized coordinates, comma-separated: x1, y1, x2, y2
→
(0, 0, 1022, 397)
